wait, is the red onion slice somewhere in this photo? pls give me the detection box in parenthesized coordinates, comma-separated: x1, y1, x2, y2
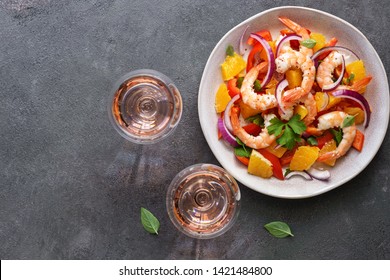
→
(224, 94, 241, 132)
(285, 171, 313, 180)
(275, 79, 289, 114)
(312, 46, 360, 61)
(276, 34, 302, 57)
(249, 33, 276, 88)
(239, 25, 249, 55)
(305, 167, 331, 181)
(322, 55, 345, 92)
(218, 117, 238, 147)
(331, 89, 371, 128)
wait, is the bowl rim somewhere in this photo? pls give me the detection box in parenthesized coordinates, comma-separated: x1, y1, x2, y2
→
(198, 6, 390, 199)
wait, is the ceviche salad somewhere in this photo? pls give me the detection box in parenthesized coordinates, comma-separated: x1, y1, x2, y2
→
(215, 17, 372, 181)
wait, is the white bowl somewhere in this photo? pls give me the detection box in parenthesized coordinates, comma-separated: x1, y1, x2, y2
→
(198, 6, 389, 199)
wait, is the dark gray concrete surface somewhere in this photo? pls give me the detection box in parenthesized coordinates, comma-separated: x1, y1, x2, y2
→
(0, 0, 389, 259)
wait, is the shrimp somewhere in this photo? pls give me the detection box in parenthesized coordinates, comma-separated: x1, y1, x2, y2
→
(279, 93, 317, 126)
(275, 50, 316, 103)
(241, 62, 278, 111)
(275, 17, 316, 103)
(338, 75, 373, 92)
(316, 111, 356, 162)
(301, 93, 317, 126)
(316, 51, 344, 90)
(231, 109, 276, 149)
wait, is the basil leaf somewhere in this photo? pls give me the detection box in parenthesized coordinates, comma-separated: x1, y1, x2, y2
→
(300, 38, 316, 49)
(342, 115, 355, 128)
(140, 207, 160, 235)
(331, 128, 343, 146)
(307, 136, 318, 146)
(236, 137, 245, 147)
(254, 79, 262, 92)
(284, 168, 292, 177)
(346, 73, 355, 84)
(226, 45, 234, 56)
(234, 146, 252, 158)
(236, 77, 244, 88)
(264, 221, 294, 238)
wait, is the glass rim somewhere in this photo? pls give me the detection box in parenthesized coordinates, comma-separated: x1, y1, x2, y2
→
(166, 163, 241, 239)
(107, 69, 183, 144)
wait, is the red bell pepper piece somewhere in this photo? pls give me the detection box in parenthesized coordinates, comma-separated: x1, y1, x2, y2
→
(242, 123, 262, 136)
(258, 149, 284, 180)
(246, 43, 264, 73)
(227, 78, 241, 98)
(352, 129, 364, 152)
(247, 30, 272, 46)
(316, 37, 338, 61)
(235, 155, 249, 166)
(280, 147, 297, 166)
(317, 130, 334, 149)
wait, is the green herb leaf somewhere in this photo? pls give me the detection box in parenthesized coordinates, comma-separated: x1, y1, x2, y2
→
(254, 79, 262, 92)
(246, 114, 264, 127)
(267, 117, 285, 136)
(237, 77, 244, 88)
(300, 38, 317, 49)
(288, 114, 307, 135)
(331, 128, 343, 146)
(346, 73, 355, 85)
(140, 207, 160, 235)
(236, 137, 245, 147)
(277, 126, 301, 150)
(264, 221, 294, 238)
(234, 146, 252, 157)
(307, 136, 318, 146)
(342, 115, 355, 128)
(226, 45, 234, 57)
(267, 115, 306, 150)
(284, 168, 292, 177)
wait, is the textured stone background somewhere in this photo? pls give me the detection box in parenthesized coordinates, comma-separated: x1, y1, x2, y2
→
(0, 0, 389, 259)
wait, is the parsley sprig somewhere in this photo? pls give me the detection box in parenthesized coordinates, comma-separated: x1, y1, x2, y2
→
(267, 115, 307, 150)
(234, 137, 252, 157)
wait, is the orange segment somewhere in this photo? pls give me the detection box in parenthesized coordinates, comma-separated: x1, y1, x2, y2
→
(346, 60, 366, 93)
(290, 146, 320, 171)
(238, 100, 262, 119)
(266, 141, 288, 158)
(248, 150, 273, 178)
(294, 104, 308, 120)
(310, 33, 326, 53)
(318, 139, 337, 166)
(286, 69, 303, 89)
(221, 52, 246, 81)
(343, 107, 365, 125)
(214, 83, 231, 113)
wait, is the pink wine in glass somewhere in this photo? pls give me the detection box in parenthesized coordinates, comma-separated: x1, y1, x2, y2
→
(108, 69, 182, 144)
(167, 164, 240, 239)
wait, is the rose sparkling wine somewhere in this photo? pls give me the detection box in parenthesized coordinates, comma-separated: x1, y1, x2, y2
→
(108, 69, 182, 144)
(166, 164, 241, 239)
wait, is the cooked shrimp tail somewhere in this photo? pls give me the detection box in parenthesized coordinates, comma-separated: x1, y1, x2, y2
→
(278, 17, 310, 39)
(350, 75, 372, 92)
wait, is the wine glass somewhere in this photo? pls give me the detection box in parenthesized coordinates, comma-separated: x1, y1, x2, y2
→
(166, 164, 241, 239)
(108, 69, 182, 144)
